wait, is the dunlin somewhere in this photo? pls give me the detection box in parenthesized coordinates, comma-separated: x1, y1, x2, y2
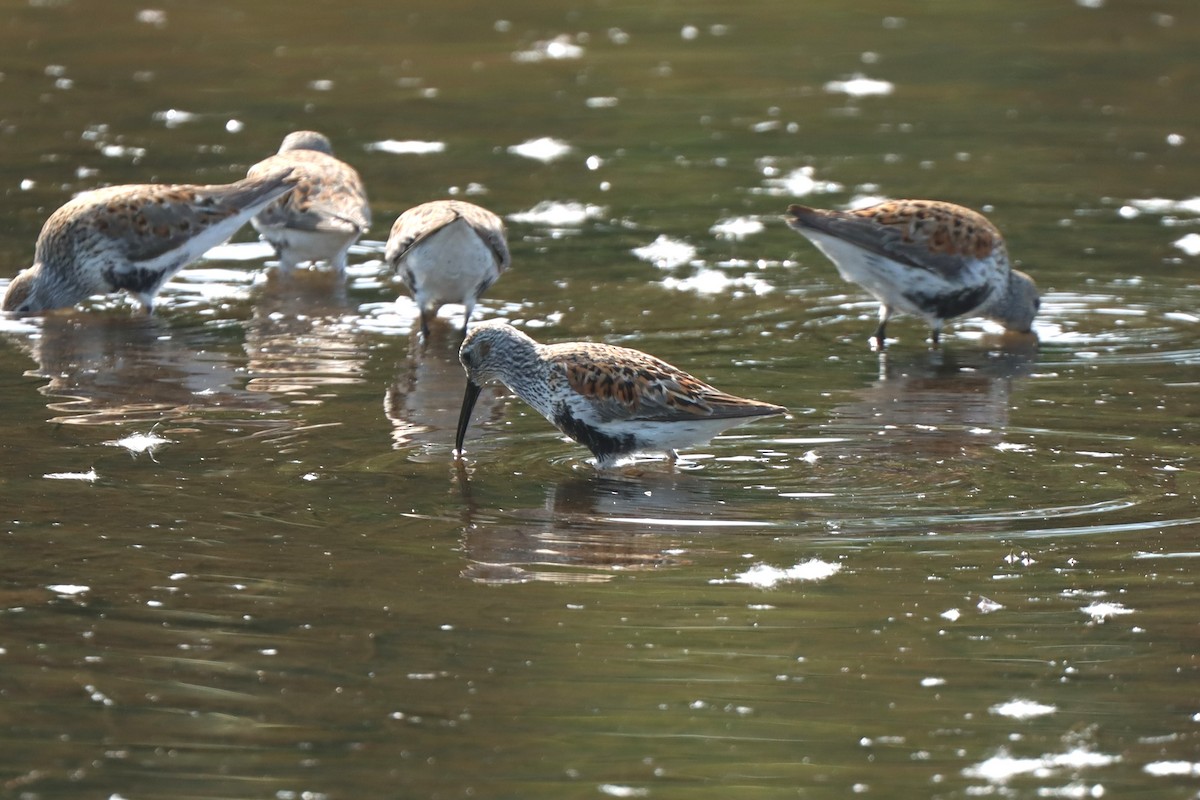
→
(455, 321, 786, 468)
(785, 200, 1039, 347)
(385, 200, 511, 338)
(247, 131, 371, 271)
(3, 169, 296, 314)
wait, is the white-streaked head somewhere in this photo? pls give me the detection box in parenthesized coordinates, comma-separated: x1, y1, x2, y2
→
(987, 269, 1040, 333)
(278, 130, 335, 155)
(457, 321, 540, 386)
(455, 322, 543, 456)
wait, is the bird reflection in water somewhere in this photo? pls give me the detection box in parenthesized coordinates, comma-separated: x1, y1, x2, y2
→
(824, 342, 1039, 459)
(384, 324, 504, 459)
(242, 269, 367, 398)
(455, 469, 712, 584)
(4, 311, 279, 427)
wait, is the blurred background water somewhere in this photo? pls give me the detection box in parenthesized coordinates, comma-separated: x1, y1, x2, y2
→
(0, 1, 1198, 797)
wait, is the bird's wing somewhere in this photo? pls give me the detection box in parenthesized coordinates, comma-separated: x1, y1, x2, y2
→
(460, 204, 512, 273)
(787, 201, 1001, 280)
(384, 201, 462, 265)
(90, 173, 294, 267)
(250, 153, 370, 234)
(552, 343, 782, 423)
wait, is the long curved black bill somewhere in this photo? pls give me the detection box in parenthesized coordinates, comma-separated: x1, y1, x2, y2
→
(454, 380, 483, 457)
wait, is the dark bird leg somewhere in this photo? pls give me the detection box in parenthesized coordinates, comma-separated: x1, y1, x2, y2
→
(419, 308, 432, 340)
(870, 306, 891, 351)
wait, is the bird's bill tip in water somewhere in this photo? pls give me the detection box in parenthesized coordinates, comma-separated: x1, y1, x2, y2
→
(454, 380, 483, 457)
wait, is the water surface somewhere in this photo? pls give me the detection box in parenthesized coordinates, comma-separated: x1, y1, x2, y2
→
(1, 1, 1198, 798)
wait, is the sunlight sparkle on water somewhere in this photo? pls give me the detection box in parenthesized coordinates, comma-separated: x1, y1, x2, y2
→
(1081, 602, 1134, 621)
(99, 143, 146, 160)
(47, 584, 89, 595)
(1123, 196, 1200, 216)
(757, 166, 844, 197)
(599, 785, 649, 798)
(135, 9, 167, 26)
(508, 201, 606, 226)
(823, 74, 895, 97)
(632, 235, 697, 269)
(1144, 761, 1200, 777)
(978, 596, 1004, 613)
(710, 216, 765, 241)
(507, 137, 573, 163)
(151, 108, 199, 127)
(964, 747, 1119, 783)
(512, 35, 585, 62)
(989, 698, 1057, 719)
(0, 313, 39, 334)
(365, 140, 446, 155)
(660, 268, 773, 297)
(718, 559, 842, 588)
(44, 468, 98, 481)
(107, 432, 172, 455)
(1173, 233, 1200, 256)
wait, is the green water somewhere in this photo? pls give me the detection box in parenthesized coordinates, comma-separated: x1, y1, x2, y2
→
(1, 1, 1198, 798)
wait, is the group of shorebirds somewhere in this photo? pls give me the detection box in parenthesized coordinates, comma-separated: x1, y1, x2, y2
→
(1, 130, 1041, 469)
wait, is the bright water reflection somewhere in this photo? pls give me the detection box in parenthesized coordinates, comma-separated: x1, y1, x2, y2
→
(1, 1, 1199, 798)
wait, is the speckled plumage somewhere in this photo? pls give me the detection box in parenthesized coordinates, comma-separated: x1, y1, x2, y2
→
(247, 131, 371, 271)
(786, 199, 1039, 347)
(3, 169, 297, 314)
(385, 200, 511, 338)
(455, 321, 786, 468)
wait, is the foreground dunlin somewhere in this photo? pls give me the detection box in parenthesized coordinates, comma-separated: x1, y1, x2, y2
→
(3, 169, 296, 314)
(385, 200, 510, 338)
(785, 200, 1039, 347)
(455, 321, 786, 468)
(247, 131, 371, 271)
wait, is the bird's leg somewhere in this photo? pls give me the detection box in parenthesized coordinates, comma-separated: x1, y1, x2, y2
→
(460, 301, 476, 340)
(667, 449, 679, 465)
(331, 245, 350, 273)
(929, 324, 942, 348)
(870, 306, 891, 351)
(419, 308, 432, 340)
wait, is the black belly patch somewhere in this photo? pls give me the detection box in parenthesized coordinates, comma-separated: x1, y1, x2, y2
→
(904, 283, 993, 320)
(104, 265, 166, 295)
(554, 405, 634, 460)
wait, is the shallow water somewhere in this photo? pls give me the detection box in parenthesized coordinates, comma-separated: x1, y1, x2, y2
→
(1, 1, 1199, 798)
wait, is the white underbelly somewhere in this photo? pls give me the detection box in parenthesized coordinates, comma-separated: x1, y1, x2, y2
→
(255, 224, 358, 265)
(400, 219, 497, 308)
(607, 415, 761, 453)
